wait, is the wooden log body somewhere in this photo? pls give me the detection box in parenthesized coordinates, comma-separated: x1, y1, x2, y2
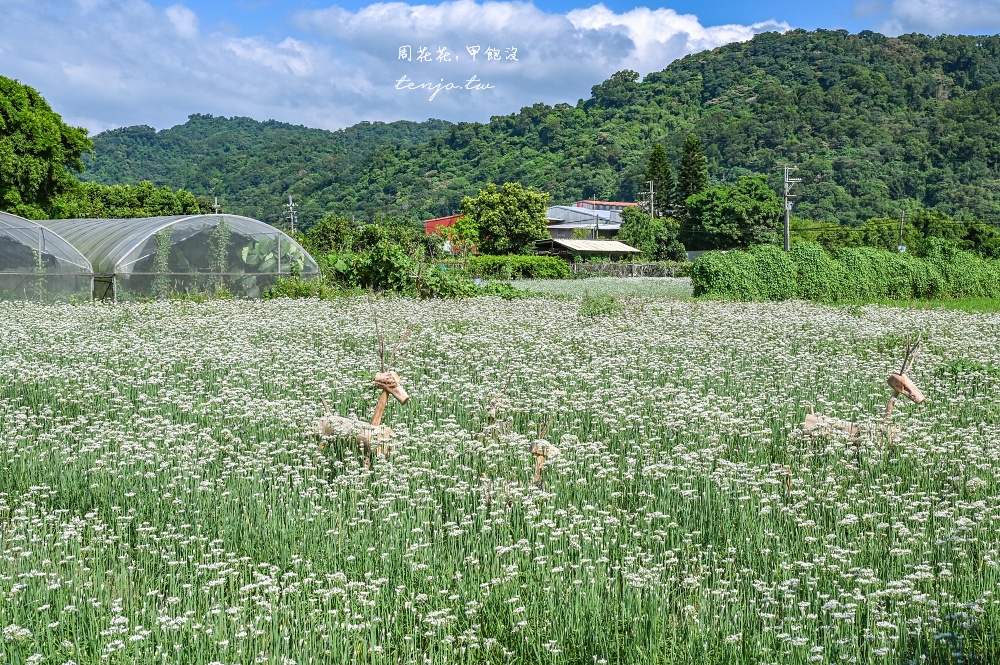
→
(314, 414, 395, 456)
(802, 413, 860, 440)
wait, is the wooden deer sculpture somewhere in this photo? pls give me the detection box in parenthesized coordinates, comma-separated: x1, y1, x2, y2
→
(529, 417, 559, 489)
(803, 332, 924, 444)
(880, 332, 924, 443)
(315, 318, 414, 468)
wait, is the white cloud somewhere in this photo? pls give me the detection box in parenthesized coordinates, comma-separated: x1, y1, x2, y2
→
(165, 4, 199, 39)
(870, 0, 1000, 34)
(0, 0, 790, 135)
(566, 5, 789, 73)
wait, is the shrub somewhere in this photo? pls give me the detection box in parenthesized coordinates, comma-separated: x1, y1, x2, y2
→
(832, 247, 944, 301)
(263, 276, 345, 300)
(691, 245, 795, 300)
(788, 242, 840, 301)
(317, 242, 532, 299)
(465, 255, 569, 280)
(694, 240, 1000, 303)
(921, 238, 1000, 298)
(747, 244, 797, 300)
(578, 293, 623, 317)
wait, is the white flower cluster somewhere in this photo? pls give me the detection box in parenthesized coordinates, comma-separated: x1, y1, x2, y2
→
(1, 287, 998, 663)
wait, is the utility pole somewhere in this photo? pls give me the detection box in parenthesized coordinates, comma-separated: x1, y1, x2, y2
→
(783, 166, 801, 252)
(898, 210, 906, 252)
(284, 195, 298, 234)
(212, 197, 221, 214)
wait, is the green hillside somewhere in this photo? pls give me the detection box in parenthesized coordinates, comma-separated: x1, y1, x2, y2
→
(82, 114, 453, 226)
(83, 29, 1000, 229)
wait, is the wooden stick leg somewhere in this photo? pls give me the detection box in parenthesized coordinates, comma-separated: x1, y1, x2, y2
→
(881, 390, 901, 444)
(372, 390, 389, 427)
(533, 456, 544, 487)
(884, 390, 900, 422)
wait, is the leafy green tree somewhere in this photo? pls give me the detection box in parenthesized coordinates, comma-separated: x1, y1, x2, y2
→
(303, 214, 357, 255)
(963, 220, 1000, 259)
(590, 70, 640, 109)
(439, 215, 480, 257)
(684, 175, 783, 250)
(355, 221, 444, 259)
(677, 134, 709, 206)
(52, 180, 199, 218)
(459, 182, 549, 255)
(618, 206, 686, 261)
(0, 76, 91, 218)
(644, 144, 675, 218)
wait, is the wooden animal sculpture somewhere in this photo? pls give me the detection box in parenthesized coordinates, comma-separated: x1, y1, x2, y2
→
(315, 317, 415, 467)
(803, 332, 924, 444)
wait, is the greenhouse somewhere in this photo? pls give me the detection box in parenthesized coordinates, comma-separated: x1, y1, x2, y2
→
(0, 212, 94, 302)
(35, 214, 319, 300)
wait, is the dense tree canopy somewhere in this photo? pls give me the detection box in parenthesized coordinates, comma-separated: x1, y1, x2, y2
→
(617, 206, 686, 261)
(459, 183, 548, 255)
(52, 180, 200, 219)
(683, 175, 784, 250)
(0, 76, 91, 219)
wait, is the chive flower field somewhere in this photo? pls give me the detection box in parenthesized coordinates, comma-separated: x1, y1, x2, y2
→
(2, 286, 999, 664)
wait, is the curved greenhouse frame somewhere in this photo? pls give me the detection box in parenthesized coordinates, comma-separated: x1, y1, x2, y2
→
(0, 212, 93, 302)
(38, 215, 319, 300)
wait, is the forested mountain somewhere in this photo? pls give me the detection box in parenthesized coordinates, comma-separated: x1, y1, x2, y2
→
(83, 29, 1000, 229)
(82, 114, 453, 225)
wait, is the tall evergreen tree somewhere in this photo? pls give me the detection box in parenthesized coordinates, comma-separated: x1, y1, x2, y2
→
(677, 134, 709, 205)
(643, 144, 675, 218)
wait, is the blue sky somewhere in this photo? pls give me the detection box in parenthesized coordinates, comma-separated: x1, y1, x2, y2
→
(1, 0, 996, 136)
(143, 0, 863, 35)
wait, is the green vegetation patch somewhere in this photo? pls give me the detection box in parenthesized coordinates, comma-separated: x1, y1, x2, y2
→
(693, 241, 1000, 304)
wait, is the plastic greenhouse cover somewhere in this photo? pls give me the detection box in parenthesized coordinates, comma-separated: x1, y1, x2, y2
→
(36, 215, 319, 276)
(0, 212, 93, 275)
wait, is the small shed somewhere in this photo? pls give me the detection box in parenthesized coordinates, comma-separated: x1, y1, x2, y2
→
(535, 238, 641, 261)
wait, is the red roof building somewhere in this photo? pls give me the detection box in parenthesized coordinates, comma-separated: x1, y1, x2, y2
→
(424, 214, 464, 234)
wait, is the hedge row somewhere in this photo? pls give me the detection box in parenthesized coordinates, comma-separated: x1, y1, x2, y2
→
(692, 240, 1000, 302)
(465, 255, 570, 280)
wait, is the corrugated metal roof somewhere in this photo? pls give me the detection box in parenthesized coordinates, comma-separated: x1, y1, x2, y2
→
(541, 239, 640, 253)
(546, 206, 618, 223)
(574, 200, 638, 207)
(546, 222, 621, 230)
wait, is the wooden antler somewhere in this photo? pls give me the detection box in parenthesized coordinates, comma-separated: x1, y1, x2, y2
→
(882, 332, 925, 443)
(386, 323, 417, 372)
(899, 332, 922, 376)
(370, 298, 387, 372)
